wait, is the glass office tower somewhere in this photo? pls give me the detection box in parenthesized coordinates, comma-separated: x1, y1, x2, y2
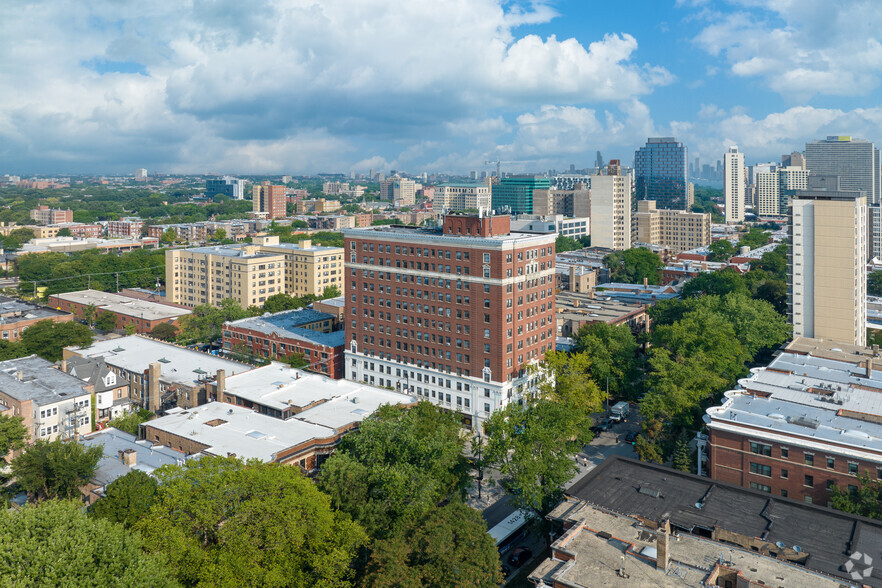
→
(491, 175, 551, 215)
(635, 137, 689, 210)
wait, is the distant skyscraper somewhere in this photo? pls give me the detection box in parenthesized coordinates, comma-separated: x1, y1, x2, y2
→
(634, 137, 688, 210)
(805, 136, 881, 258)
(788, 175, 867, 346)
(134, 168, 147, 182)
(491, 175, 550, 215)
(724, 146, 745, 223)
(589, 160, 632, 251)
(206, 176, 245, 200)
(595, 152, 604, 170)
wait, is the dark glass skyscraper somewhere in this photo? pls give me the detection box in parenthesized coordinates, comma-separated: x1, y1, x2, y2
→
(635, 137, 688, 210)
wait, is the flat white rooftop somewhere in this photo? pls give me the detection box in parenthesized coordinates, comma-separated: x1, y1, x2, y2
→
(222, 361, 417, 428)
(71, 335, 251, 387)
(50, 290, 190, 321)
(147, 402, 335, 462)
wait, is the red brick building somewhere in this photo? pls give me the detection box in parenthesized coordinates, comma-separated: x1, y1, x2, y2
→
(223, 309, 345, 378)
(48, 290, 190, 334)
(107, 219, 145, 238)
(705, 350, 882, 506)
(30, 206, 73, 225)
(342, 213, 556, 426)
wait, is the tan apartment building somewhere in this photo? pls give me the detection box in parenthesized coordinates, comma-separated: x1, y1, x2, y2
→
(166, 245, 288, 308)
(532, 183, 590, 218)
(166, 237, 344, 308)
(295, 199, 341, 214)
(789, 177, 867, 346)
(589, 161, 631, 251)
(634, 200, 711, 253)
(434, 183, 491, 212)
(252, 236, 345, 297)
(29, 206, 72, 225)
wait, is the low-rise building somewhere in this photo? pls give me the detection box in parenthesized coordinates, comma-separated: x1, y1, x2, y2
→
(0, 296, 73, 341)
(555, 291, 649, 337)
(510, 214, 590, 240)
(64, 356, 131, 423)
(705, 343, 882, 506)
(65, 335, 251, 412)
(143, 374, 416, 474)
(634, 200, 711, 253)
(30, 223, 103, 239)
(0, 356, 92, 442)
(29, 206, 72, 225)
(313, 296, 345, 322)
(541, 456, 873, 588)
(223, 309, 344, 378)
(16, 236, 158, 255)
(79, 427, 188, 505)
(48, 290, 191, 334)
(106, 218, 145, 238)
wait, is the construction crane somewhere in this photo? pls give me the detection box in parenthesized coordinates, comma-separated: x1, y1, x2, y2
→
(483, 159, 537, 178)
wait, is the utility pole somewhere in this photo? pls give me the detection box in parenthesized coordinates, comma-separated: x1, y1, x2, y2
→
(115, 272, 119, 293)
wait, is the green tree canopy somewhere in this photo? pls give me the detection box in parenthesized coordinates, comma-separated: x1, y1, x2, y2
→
(108, 408, 154, 435)
(555, 235, 582, 253)
(20, 319, 94, 361)
(175, 298, 253, 344)
(871, 271, 882, 297)
(604, 247, 663, 285)
(830, 473, 882, 520)
(0, 414, 27, 462)
(707, 239, 736, 262)
(0, 500, 178, 587)
(91, 470, 158, 528)
(95, 311, 118, 332)
(318, 402, 469, 539)
(136, 457, 365, 588)
(362, 502, 502, 588)
(150, 322, 179, 341)
(574, 322, 639, 399)
(680, 268, 748, 298)
(12, 438, 103, 500)
(738, 227, 771, 250)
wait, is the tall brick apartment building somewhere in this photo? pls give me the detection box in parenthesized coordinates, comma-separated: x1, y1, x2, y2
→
(705, 347, 882, 506)
(343, 213, 556, 427)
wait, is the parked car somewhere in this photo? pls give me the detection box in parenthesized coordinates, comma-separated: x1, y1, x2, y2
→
(624, 431, 639, 444)
(508, 547, 533, 568)
(500, 564, 511, 578)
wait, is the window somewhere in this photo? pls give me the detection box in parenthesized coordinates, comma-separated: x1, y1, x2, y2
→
(849, 462, 859, 475)
(750, 442, 771, 457)
(804, 453, 814, 466)
(749, 482, 771, 493)
(804, 475, 814, 488)
(804, 495, 813, 504)
(780, 469, 788, 479)
(781, 489, 788, 498)
(849, 484, 859, 494)
(483, 253, 490, 263)
(826, 457, 835, 469)
(749, 463, 771, 477)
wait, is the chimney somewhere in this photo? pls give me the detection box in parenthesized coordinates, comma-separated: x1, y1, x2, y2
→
(643, 277, 648, 289)
(569, 266, 577, 292)
(573, 299, 580, 308)
(15, 370, 22, 381)
(216, 369, 226, 400)
(119, 448, 136, 467)
(868, 359, 873, 379)
(300, 239, 312, 249)
(148, 362, 161, 413)
(60, 359, 67, 373)
(656, 520, 671, 571)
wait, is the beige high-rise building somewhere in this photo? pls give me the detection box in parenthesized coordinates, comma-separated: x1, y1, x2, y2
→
(379, 175, 417, 205)
(724, 146, 745, 223)
(789, 177, 867, 346)
(589, 161, 631, 251)
(634, 200, 711, 253)
(252, 182, 287, 219)
(532, 183, 590, 218)
(434, 183, 491, 211)
(756, 165, 809, 217)
(166, 237, 344, 308)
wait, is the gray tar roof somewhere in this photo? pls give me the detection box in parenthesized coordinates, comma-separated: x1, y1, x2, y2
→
(226, 309, 344, 347)
(185, 245, 282, 258)
(80, 427, 189, 487)
(0, 296, 70, 325)
(569, 456, 882, 587)
(0, 355, 89, 406)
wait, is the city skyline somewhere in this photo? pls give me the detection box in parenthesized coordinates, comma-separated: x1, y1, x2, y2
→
(5, 1, 882, 175)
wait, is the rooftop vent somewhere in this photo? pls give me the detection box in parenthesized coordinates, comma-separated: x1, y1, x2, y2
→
(638, 486, 661, 498)
(787, 415, 820, 429)
(158, 357, 171, 364)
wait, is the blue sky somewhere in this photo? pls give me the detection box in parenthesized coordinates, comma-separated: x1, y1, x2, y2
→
(3, 0, 882, 175)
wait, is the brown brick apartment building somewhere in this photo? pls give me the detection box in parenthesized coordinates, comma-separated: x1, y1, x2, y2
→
(49, 289, 190, 334)
(705, 349, 882, 506)
(343, 213, 556, 426)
